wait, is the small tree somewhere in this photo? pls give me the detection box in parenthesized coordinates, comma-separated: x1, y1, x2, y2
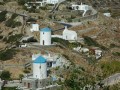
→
(17, 0, 26, 5)
(0, 11, 7, 22)
(0, 71, 11, 80)
(19, 74, 24, 83)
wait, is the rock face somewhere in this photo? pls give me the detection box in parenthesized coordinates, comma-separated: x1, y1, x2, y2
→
(102, 73, 120, 86)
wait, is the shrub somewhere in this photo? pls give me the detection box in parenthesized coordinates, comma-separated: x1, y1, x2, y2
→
(5, 34, 23, 43)
(40, 7, 47, 10)
(28, 8, 36, 13)
(83, 36, 108, 50)
(0, 49, 16, 61)
(0, 71, 11, 80)
(64, 67, 95, 90)
(112, 52, 120, 56)
(2, 87, 17, 90)
(26, 18, 36, 22)
(52, 37, 69, 47)
(23, 69, 30, 73)
(84, 36, 99, 46)
(110, 44, 120, 48)
(0, 2, 4, 5)
(22, 37, 37, 43)
(100, 60, 120, 78)
(17, 0, 26, 5)
(110, 44, 116, 48)
(67, 18, 72, 22)
(0, 35, 3, 39)
(0, 11, 7, 22)
(52, 37, 81, 49)
(5, 14, 21, 28)
(11, 13, 18, 19)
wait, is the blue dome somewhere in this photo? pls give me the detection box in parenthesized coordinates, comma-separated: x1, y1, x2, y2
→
(40, 27, 51, 32)
(33, 56, 46, 63)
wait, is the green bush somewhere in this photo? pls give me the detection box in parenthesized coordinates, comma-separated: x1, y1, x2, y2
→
(0, 71, 11, 80)
(26, 18, 36, 22)
(40, 7, 47, 10)
(84, 36, 99, 46)
(28, 8, 36, 13)
(0, 2, 5, 5)
(100, 61, 120, 78)
(23, 69, 30, 73)
(64, 67, 95, 90)
(0, 11, 7, 22)
(52, 37, 69, 47)
(0, 35, 3, 39)
(22, 37, 37, 43)
(52, 37, 81, 49)
(5, 14, 21, 28)
(11, 13, 18, 19)
(83, 36, 108, 50)
(2, 87, 17, 90)
(67, 18, 72, 22)
(17, 0, 27, 5)
(5, 34, 23, 43)
(110, 44, 120, 48)
(0, 49, 16, 61)
(112, 52, 120, 56)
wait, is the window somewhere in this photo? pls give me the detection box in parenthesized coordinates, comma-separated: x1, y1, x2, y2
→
(66, 36, 67, 39)
(39, 65, 41, 69)
(40, 81, 41, 84)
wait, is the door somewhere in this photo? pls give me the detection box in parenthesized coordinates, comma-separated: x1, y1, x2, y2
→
(43, 40, 45, 45)
(28, 83, 30, 88)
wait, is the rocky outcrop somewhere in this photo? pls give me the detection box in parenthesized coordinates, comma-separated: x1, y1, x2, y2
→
(102, 73, 120, 86)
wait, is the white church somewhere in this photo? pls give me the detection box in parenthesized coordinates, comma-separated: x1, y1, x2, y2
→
(63, 26, 77, 41)
(52, 26, 77, 41)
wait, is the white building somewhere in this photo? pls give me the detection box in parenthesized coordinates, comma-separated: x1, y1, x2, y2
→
(46, 0, 62, 4)
(33, 56, 47, 79)
(95, 50, 102, 59)
(103, 13, 111, 17)
(25, 0, 64, 8)
(30, 24, 39, 32)
(71, 3, 90, 17)
(73, 46, 89, 53)
(40, 27, 51, 46)
(63, 26, 77, 41)
(19, 43, 27, 48)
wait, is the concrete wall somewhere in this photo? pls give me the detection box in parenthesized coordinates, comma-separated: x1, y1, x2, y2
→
(22, 77, 54, 90)
(22, 79, 38, 90)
